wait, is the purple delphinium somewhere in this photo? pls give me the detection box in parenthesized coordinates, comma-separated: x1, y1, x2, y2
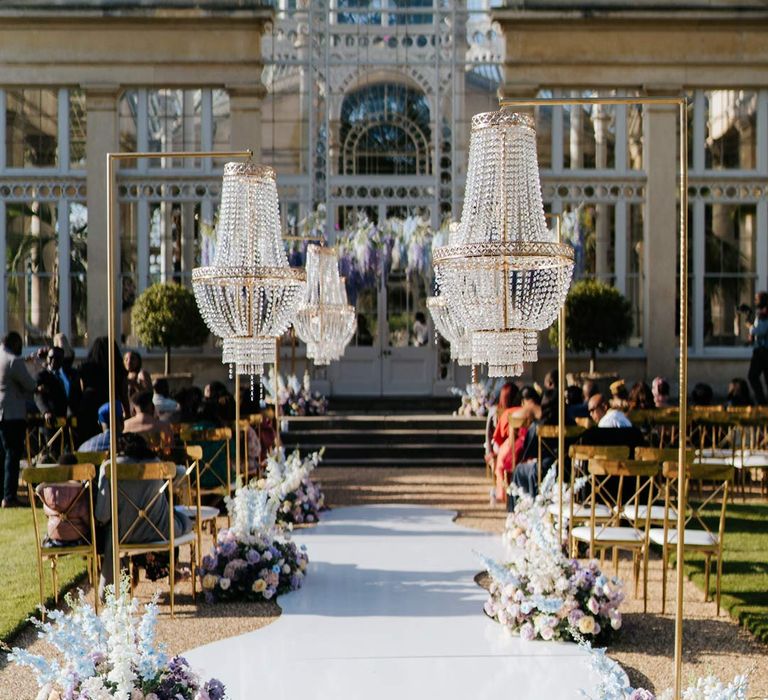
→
(204, 677, 226, 700)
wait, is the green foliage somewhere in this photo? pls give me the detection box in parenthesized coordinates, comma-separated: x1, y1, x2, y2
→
(0, 508, 86, 642)
(132, 282, 209, 351)
(551, 279, 633, 360)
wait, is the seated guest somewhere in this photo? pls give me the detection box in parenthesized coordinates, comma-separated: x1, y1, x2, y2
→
(124, 350, 153, 398)
(588, 392, 632, 428)
(652, 376, 672, 408)
(609, 379, 630, 412)
(174, 385, 204, 423)
(491, 385, 539, 504)
(508, 389, 563, 507)
(628, 381, 655, 411)
(153, 378, 180, 422)
(690, 382, 714, 407)
(95, 433, 191, 598)
(566, 384, 589, 420)
(78, 402, 124, 452)
(484, 382, 520, 477)
(582, 379, 599, 404)
(726, 377, 753, 407)
(123, 390, 174, 450)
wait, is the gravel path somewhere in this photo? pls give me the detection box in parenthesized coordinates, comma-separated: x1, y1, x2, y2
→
(1, 466, 766, 698)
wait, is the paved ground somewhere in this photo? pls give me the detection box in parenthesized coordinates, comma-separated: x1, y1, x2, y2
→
(1, 466, 766, 698)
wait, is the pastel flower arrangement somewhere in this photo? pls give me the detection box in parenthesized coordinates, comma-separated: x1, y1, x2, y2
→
(451, 378, 505, 417)
(482, 470, 624, 644)
(198, 488, 308, 603)
(576, 631, 751, 700)
(8, 579, 225, 700)
(262, 370, 328, 417)
(259, 447, 326, 526)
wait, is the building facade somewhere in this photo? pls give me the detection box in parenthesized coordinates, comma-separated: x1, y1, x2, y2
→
(1, 1, 767, 396)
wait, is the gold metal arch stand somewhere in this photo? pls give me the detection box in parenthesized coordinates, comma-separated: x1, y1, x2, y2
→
(106, 148, 253, 592)
(500, 94, 688, 699)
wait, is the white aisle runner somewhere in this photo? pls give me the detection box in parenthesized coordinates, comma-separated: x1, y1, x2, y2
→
(185, 505, 607, 699)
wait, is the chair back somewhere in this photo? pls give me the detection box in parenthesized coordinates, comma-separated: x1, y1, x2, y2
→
(659, 461, 733, 553)
(107, 461, 177, 545)
(22, 464, 99, 554)
(180, 427, 233, 495)
(75, 450, 108, 465)
(536, 424, 585, 484)
(634, 447, 695, 465)
(586, 458, 659, 535)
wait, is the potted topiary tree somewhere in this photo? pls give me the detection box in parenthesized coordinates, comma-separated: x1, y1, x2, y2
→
(132, 281, 210, 375)
(551, 279, 633, 375)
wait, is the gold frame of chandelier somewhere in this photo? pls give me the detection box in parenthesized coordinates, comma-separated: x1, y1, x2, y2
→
(106, 148, 253, 594)
(501, 94, 688, 699)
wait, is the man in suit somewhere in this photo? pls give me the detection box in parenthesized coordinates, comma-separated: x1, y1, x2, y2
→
(0, 332, 37, 507)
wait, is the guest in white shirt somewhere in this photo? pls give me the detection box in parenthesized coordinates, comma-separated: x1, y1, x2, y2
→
(588, 393, 633, 428)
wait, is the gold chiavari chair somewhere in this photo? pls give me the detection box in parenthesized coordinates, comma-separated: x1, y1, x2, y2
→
(22, 463, 100, 616)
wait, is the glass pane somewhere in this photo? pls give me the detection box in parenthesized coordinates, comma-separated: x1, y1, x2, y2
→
(148, 89, 203, 167)
(5, 89, 58, 167)
(6, 201, 58, 344)
(118, 90, 138, 169)
(69, 89, 87, 169)
(69, 202, 88, 347)
(120, 202, 139, 343)
(352, 287, 378, 347)
(386, 270, 429, 348)
(337, 0, 382, 25)
(389, 0, 433, 25)
(626, 203, 643, 345)
(705, 90, 757, 170)
(534, 92, 553, 170)
(212, 89, 231, 168)
(562, 202, 615, 283)
(562, 97, 615, 170)
(704, 203, 757, 346)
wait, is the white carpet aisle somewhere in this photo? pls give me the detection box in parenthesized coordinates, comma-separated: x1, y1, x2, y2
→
(184, 505, 612, 699)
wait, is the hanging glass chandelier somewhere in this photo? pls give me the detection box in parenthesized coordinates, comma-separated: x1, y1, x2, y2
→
(192, 163, 305, 377)
(432, 109, 574, 377)
(294, 244, 356, 365)
(426, 295, 472, 366)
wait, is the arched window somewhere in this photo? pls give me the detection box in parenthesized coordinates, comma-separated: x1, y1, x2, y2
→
(340, 83, 431, 175)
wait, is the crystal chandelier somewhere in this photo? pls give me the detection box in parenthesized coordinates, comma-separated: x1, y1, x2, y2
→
(432, 110, 574, 377)
(426, 295, 472, 365)
(294, 244, 356, 365)
(192, 163, 305, 376)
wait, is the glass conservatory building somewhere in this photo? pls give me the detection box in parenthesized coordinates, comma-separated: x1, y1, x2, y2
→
(1, 0, 767, 395)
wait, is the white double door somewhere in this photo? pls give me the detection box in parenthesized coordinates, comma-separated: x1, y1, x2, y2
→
(328, 262, 436, 397)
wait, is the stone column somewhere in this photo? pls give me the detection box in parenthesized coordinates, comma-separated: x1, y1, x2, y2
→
(643, 94, 679, 385)
(228, 83, 267, 160)
(84, 85, 120, 342)
(593, 105, 612, 283)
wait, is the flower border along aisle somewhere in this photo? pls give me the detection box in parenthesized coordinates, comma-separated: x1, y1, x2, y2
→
(260, 447, 326, 526)
(9, 580, 225, 700)
(481, 471, 624, 645)
(199, 489, 308, 603)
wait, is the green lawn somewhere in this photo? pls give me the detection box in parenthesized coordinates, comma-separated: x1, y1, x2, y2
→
(0, 508, 87, 643)
(678, 502, 768, 643)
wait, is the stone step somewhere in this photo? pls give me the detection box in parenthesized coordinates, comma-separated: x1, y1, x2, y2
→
(282, 429, 483, 445)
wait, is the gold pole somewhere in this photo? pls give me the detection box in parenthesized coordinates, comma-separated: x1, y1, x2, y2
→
(234, 372, 241, 487)
(105, 148, 252, 592)
(274, 336, 281, 449)
(500, 95, 688, 698)
(674, 98, 689, 700)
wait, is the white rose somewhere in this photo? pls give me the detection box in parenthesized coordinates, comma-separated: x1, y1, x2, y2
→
(219, 577, 231, 590)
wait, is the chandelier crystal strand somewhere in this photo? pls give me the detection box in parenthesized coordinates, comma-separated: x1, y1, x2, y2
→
(294, 244, 356, 365)
(192, 163, 306, 377)
(426, 295, 472, 366)
(432, 110, 574, 377)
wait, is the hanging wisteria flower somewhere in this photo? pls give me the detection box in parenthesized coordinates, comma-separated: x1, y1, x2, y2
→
(481, 470, 624, 644)
(199, 487, 309, 603)
(258, 446, 326, 526)
(8, 579, 224, 700)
